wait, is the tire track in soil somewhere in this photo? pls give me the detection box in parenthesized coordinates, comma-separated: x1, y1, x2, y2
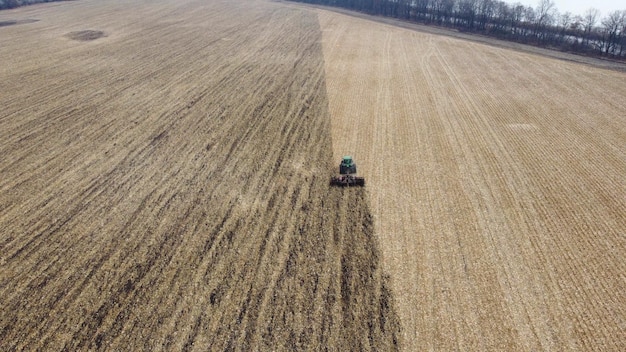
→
(0, 0, 400, 350)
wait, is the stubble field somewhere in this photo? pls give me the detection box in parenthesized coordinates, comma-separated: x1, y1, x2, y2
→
(0, 0, 625, 350)
(319, 8, 626, 351)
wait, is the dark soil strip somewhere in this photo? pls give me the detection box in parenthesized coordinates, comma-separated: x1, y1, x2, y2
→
(0, 1, 401, 350)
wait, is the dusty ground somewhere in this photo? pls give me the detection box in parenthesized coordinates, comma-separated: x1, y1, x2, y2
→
(0, 0, 400, 350)
(318, 8, 626, 351)
(1, 0, 625, 350)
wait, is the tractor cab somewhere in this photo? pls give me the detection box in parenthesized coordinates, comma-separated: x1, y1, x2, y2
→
(331, 155, 364, 187)
(339, 156, 357, 175)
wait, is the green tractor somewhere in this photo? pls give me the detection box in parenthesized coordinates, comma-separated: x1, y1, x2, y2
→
(330, 156, 365, 187)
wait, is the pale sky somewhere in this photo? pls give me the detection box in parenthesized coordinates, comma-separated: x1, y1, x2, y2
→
(511, 0, 625, 18)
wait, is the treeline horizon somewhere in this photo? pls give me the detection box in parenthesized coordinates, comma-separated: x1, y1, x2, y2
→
(0, 0, 66, 10)
(3, 0, 624, 60)
(291, 0, 626, 60)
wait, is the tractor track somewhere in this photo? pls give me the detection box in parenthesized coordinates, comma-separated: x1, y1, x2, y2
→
(0, 0, 400, 350)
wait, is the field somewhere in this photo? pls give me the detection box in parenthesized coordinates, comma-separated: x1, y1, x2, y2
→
(319, 9, 626, 351)
(0, 0, 625, 350)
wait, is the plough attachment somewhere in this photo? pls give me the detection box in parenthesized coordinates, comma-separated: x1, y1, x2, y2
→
(330, 156, 365, 187)
(330, 174, 365, 187)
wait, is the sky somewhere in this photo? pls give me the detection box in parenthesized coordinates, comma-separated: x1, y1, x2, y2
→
(511, 0, 625, 18)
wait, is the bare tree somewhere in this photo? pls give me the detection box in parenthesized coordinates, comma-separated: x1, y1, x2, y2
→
(558, 12, 572, 44)
(600, 10, 626, 56)
(399, 0, 412, 20)
(621, 12, 626, 56)
(431, 0, 455, 25)
(414, 0, 431, 22)
(476, 0, 496, 31)
(534, 0, 556, 42)
(1, 0, 19, 10)
(518, 6, 535, 40)
(582, 8, 601, 47)
(535, 0, 556, 26)
(458, 0, 479, 29)
(1, 0, 71, 9)
(509, 4, 526, 38)
(492, 0, 511, 34)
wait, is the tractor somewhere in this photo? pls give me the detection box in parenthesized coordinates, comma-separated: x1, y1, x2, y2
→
(330, 156, 365, 187)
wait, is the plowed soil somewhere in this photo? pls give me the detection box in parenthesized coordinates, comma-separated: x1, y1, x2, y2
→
(0, 0, 399, 350)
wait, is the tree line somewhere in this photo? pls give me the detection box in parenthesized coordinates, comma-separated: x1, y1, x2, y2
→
(0, 0, 64, 10)
(291, 0, 626, 60)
